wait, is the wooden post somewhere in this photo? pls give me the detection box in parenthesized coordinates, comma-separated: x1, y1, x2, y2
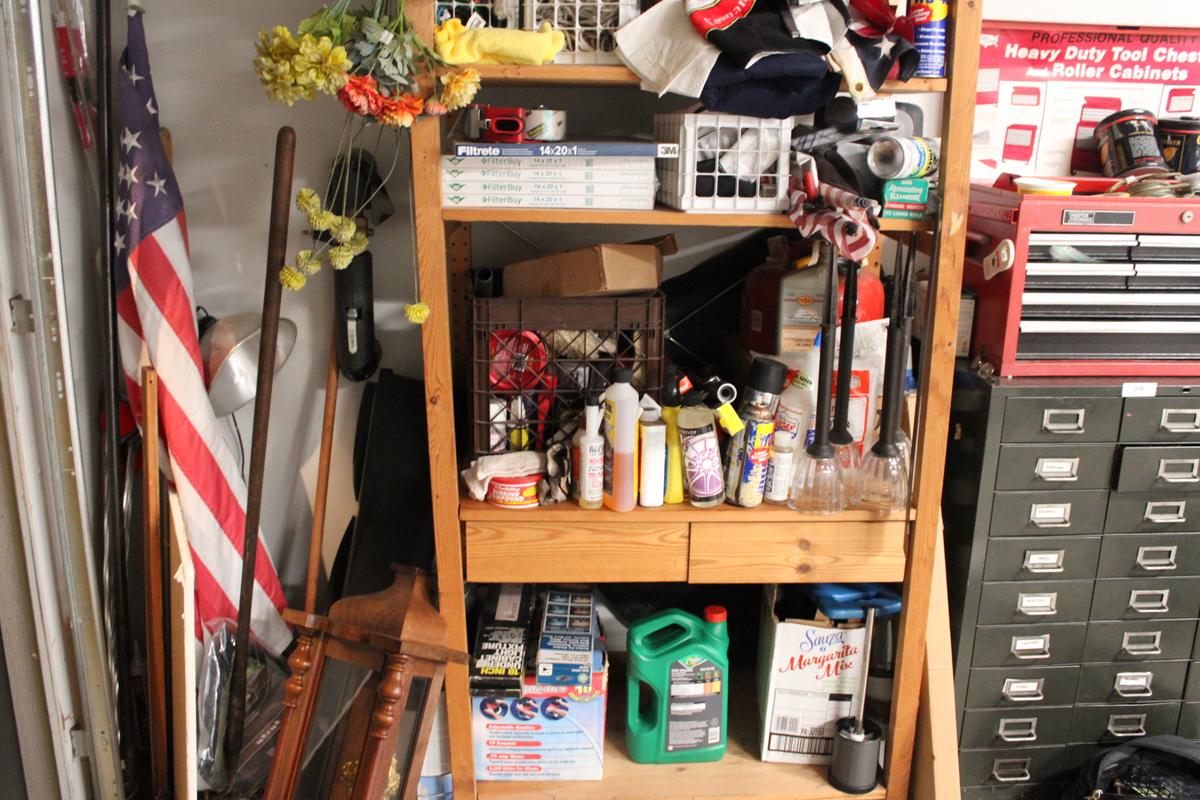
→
(141, 366, 170, 796)
(263, 627, 329, 800)
(305, 328, 340, 614)
(884, 1, 982, 798)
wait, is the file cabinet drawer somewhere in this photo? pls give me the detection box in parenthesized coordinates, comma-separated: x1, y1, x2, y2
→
(991, 491, 1108, 537)
(959, 745, 1072, 789)
(972, 624, 1087, 668)
(996, 444, 1116, 491)
(1076, 660, 1189, 704)
(978, 581, 1094, 625)
(1116, 446, 1200, 492)
(1084, 619, 1199, 663)
(965, 665, 1081, 709)
(1090, 577, 1200, 621)
(1105, 492, 1195, 533)
(1070, 701, 1181, 745)
(1122, 397, 1200, 443)
(960, 706, 1073, 749)
(1097, 533, 1200, 578)
(1180, 702, 1200, 739)
(983, 536, 1101, 582)
(1003, 397, 1122, 443)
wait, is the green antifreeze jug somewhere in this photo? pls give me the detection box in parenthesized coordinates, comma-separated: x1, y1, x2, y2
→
(626, 605, 729, 763)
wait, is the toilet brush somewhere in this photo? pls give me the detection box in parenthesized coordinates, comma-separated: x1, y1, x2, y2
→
(829, 258, 861, 505)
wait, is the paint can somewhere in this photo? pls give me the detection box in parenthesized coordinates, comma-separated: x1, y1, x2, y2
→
(1095, 109, 1169, 177)
(867, 136, 940, 179)
(1160, 117, 1200, 175)
(911, 1, 948, 78)
(486, 473, 542, 509)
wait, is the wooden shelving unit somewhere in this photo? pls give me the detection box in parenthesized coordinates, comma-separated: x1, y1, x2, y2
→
(407, 4, 983, 798)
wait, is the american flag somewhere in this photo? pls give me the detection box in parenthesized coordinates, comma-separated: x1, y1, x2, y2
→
(114, 10, 291, 656)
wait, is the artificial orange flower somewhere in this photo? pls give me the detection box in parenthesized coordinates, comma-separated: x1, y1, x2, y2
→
(338, 73, 383, 116)
(376, 93, 425, 127)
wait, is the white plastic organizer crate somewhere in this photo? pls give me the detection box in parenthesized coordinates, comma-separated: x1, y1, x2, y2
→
(435, 0, 519, 29)
(655, 113, 796, 213)
(524, 0, 639, 64)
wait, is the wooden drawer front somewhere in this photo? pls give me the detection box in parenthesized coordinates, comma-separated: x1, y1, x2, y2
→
(1105, 492, 1195, 533)
(1090, 577, 1200, 621)
(983, 536, 1101, 582)
(1122, 397, 1200, 443)
(960, 706, 1073, 749)
(1098, 533, 1200, 578)
(971, 623, 1087, 668)
(1116, 446, 1200, 492)
(978, 580, 1094, 625)
(1069, 701, 1181, 745)
(464, 522, 689, 582)
(990, 491, 1108, 537)
(1083, 619, 1199, 663)
(958, 745, 1070, 789)
(687, 521, 905, 584)
(996, 444, 1116, 491)
(965, 665, 1081, 709)
(1076, 660, 1189, 705)
(1003, 397, 1122, 444)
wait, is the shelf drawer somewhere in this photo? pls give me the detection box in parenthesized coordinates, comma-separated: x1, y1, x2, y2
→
(686, 521, 906, 583)
(983, 536, 1101, 582)
(1090, 577, 1200, 621)
(1076, 660, 1189, 704)
(1180, 702, 1200, 739)
(1098, 533, 1200, 578)
(1003, 397, 1122, 443)
(958, 745, 1071, 789)
(1116, 446, 1200, 492)
(960, 706, 1074, 749)
(965, 665, 1081, 709)
(1069, 701, 1181, 745)
(1083, 619, 1198, 663)
(971, 623, 1087, 668)
(1105, 492, 1195, 533)
(978, 580, 1094, 625)
(1122, 397, 1200, 443)
(990, 491, 1108, 536)
(464, 521, 689, 582)
(996, 444, 1116, 491)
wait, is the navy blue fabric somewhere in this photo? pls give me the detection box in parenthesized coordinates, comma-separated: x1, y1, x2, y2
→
(700, 52, 841, 117)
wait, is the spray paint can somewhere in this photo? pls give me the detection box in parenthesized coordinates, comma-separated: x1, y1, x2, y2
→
(1096, 109, 1169, 177)
(911, 1, 948, 79)
(868, 136, 940, 180)
(723, 358, 788, 508)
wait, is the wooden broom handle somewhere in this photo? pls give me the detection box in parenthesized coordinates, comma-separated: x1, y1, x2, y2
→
(305, 327, 339, 614)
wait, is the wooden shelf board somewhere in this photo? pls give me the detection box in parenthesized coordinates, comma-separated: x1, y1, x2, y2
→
(442, 205, 930, 230)
(471, 63, 946, 94)
(460, 498, 910, 523)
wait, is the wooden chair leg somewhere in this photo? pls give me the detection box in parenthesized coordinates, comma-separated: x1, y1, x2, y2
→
(264, 629, 327, 799)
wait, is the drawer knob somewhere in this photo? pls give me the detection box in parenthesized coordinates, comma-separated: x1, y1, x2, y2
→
(1121, 630, 1163, 656)
(1107, 713, 1148, 738)
(1136, 545, 1178, 572)
(1023, 549, 1065, 574)
(1042, 408, 1086, 434)
(998, 717, 1039, 742)
(1114, 671, 1154, 698)
(1158, 458, 1200, 483)
(1002, 677, 1045, 702)
(1144, 500, 1187, 524)
(1161, 408, 1200, 433)
(991, 758, 1032, 783)
(1129, 589, 1170, 614)
(1034, 457, 1079, 482)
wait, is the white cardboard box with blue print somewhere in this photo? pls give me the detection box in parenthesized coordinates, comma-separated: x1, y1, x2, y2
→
(757, 585, 867, 765)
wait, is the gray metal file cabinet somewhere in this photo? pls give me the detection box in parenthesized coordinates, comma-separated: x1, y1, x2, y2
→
(944, 374, 1200, 799)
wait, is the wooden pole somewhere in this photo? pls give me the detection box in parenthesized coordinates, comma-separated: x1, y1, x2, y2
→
(226, 126, 296, 767)
(141, 367, 169, 796)
(304, 327, 339, 614)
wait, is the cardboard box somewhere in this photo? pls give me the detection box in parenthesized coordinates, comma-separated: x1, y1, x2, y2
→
(880, 178, 930, 220)
(469, 584, 534, 697)
(757, 585, 866, 765)
(472, 644, 608, 781)
(502, 236, 674, 298)
(535, 589, 598, 687)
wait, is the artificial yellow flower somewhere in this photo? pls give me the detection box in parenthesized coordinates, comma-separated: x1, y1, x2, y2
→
(330, 216, 357, 244)
(308, 209, 336, 231)
(347, 231, 368, 255)
(296, 249, 322, 275)
(328, 245, 355, 270)
(296, 187, 321, 216)
(292, 34, 350, 95)
(254, 26, 315, 105)
(279, 264, 307, 291)
(439, 68, 480, 111)
(404, 302, 431, 324)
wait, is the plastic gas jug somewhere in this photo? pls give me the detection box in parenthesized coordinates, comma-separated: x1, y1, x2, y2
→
(626, 606, 729, 763)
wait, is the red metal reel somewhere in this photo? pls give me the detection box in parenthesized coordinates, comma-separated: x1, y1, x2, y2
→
(489, 330, 548, 391)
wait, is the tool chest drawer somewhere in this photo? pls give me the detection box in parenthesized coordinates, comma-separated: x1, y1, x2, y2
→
(972, 623, 1087, 668)
(983, 536, 1101, 582)
(1083, 619, 1199, 662)
(978, 581, 1094, 625)
(958, 745, 1072, 789)
(1180, 702, 1200, 739)
(965, 665, 1081, 709)
(1089, 577, 1200, 621)
(1105, 492, 1194, 533)
(1097, 533, 1200, 578)
(960, 706, 1074, 749)
(1122, 397, 1200, 443)
(1075, 660, 1189, 704)
(1116, 445, 1200, 492)
(995, 444, 1116, 491)
(990, 491, 1108, 536)
(1069, 701, 1182, 744)
(1002, 397, 1123, 443)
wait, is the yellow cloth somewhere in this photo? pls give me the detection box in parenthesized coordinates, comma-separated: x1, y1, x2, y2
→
(434, 19, 565, 65)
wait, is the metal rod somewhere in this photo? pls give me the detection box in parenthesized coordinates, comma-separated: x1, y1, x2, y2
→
(808, 250, 838, 457)
(854, 606, 876, 736)
(831, 259, 858, 445)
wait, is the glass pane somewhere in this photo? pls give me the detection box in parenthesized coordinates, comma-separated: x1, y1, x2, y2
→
(293, 659, 374, 800)
(383, 676, 431, 799)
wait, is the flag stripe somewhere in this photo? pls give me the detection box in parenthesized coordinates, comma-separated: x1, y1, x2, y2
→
(127, 229, 203, 374)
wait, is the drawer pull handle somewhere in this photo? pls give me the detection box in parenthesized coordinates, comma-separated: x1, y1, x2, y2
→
(1136, 545, 1178, 571)
(1017, 592, 1058, 616)
(991, 758, 1032, 783)
(1030, 502, 1072, 528)
(1129, 589, 1170, 614)
(1158, 458, 1200, 483)
(998, 717, 1039, 743)
(1144, 500, 1187, 524)
(1161, 408, 1200, 434)
(1042, 408, 1086, 434)
(1034, 457, 1079, 482)
(1121, 631, 1163, 656)
(1023, 549, 1065, 574)
(1114, 671, 1155, 698)
(1011, 634, 1051, 660)
(1107, 713, 1148, 738)
(1002, 678, 1045, 702)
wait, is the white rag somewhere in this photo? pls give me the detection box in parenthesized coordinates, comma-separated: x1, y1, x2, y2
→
(615, 0, 719, 98)
(461, 451, 548, 501)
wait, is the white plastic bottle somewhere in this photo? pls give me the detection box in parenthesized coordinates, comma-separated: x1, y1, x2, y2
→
(603, 368, 640, 512)
(578, 396, 604, 510)
(638, 400, 666, 508)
